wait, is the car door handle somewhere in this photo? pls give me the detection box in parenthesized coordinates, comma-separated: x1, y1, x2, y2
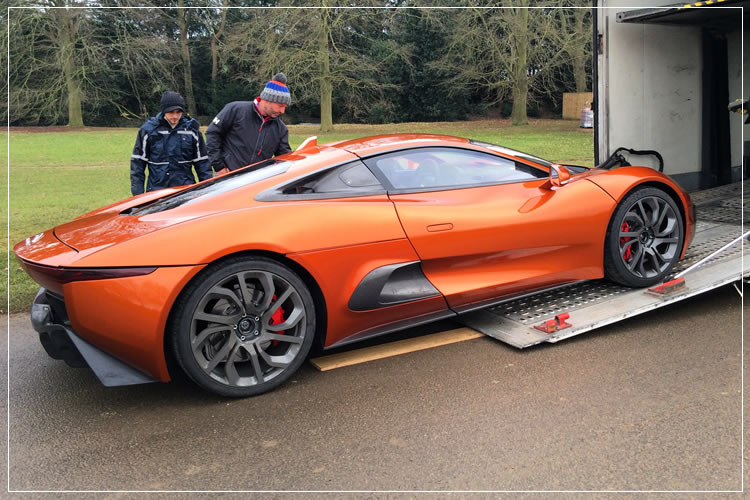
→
(426, 223, 453, 232)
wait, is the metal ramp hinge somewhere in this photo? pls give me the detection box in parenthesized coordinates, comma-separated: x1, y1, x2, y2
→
(533, 313, 572, 334)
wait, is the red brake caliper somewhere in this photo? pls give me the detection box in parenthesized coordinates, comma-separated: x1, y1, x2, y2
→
(269, 294, 285, 345)
(620, 221, 632, 261)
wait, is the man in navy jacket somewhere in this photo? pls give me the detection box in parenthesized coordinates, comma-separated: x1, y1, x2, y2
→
(206, 73, 292, 175)
(130, 91, 212, 196)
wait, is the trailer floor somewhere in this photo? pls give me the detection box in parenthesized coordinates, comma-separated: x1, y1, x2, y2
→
(457, 180, 749, 348)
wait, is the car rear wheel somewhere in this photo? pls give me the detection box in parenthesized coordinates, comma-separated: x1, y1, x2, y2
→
(171, 256, 315, 397)
(604, 186, 684, 287)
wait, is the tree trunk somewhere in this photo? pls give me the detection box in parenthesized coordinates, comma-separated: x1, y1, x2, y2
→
(318, 9, 333, 133)
(178, 0, 197, 115)
(211, 0, 228, 82)
(573, 8, 588, 92)
(510, 3, 529, 126)
(210, 39, 219, 82)
(55, 8, 84, 126)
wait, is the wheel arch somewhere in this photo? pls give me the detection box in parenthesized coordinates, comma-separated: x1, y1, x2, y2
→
(632, 181, 687, 233)
(163, 249, 328, 378)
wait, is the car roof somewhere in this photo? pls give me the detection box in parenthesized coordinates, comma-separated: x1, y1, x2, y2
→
(328, 134, 472, 156)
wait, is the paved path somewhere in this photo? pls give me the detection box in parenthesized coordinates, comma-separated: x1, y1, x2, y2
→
(3, 285, 747, 495)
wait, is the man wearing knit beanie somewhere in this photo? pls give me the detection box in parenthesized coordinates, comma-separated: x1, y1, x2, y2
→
(206, 73, 292, 175)
(130, 90, 211, 195)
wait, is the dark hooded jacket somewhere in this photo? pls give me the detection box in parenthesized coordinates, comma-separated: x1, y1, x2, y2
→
(130, 113, 212, 196)
(205, 98, 291, 172)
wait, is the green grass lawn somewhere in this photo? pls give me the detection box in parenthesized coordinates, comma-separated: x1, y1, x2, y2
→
(5, 119, 593, 314)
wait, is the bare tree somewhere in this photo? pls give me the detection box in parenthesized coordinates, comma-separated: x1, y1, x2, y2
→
(509, 1, 529, 125)
(177, 0, 197, 115)
(0, 8, 11, 123)
(50, 4, 84, 126)
(433, 3, 582, 125)
(209, 0, 229, 82)
(9, 3, 191, 125)
(571, 7, 589, 92)
(560, 1, 592, 93)
(223, 2, 404, 132)
(110, 7, 183, 119)
(7, 2, 591, 127)
(9, 1, 93, 126)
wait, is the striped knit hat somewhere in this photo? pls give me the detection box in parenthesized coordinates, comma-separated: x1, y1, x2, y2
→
(260, 73, 291, 105)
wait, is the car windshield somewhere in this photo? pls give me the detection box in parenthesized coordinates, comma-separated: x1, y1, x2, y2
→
(469, 140, 553, 168)
(126, 159, 291, 215)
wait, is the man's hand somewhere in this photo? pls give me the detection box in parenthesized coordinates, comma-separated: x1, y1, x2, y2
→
(216, 167, 230, 176)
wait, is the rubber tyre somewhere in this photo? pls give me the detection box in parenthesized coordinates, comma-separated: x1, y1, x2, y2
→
(171, 256, 316, 398)
(604, 187, 684, 288)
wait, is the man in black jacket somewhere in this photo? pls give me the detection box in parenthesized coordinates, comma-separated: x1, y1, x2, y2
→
(130, 91, 212, 196)
(206, 73, 292, 175)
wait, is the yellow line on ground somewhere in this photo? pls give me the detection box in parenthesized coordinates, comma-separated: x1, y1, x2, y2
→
(309, 327, 485, 371)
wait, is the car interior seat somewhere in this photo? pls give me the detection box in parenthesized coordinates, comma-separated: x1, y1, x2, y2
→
(416, 158, 439, 188)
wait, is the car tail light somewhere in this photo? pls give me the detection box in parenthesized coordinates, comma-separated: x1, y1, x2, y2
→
(19, 260, 157, 295)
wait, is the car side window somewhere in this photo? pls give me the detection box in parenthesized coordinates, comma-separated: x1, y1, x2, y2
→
(365, 147, 547, 192)
(284, 161, 382, 195)
(256, 160, 385, 201)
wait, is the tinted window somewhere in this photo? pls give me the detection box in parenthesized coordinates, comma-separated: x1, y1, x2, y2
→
(366, 147, 547, 191)
(284, 162, 381, 194)
(258, 160, 384, 201)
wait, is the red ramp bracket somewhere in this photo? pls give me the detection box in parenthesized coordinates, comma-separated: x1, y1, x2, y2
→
(533, 313, 572, 334)
(647, 277, 686, 296)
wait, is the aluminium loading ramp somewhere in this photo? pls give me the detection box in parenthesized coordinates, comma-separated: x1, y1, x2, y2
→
(457, 181, 750, 349)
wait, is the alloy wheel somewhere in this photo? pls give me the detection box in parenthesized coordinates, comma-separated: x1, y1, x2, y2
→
(189, 269, 308, 388)
(617, 195, 681, 279)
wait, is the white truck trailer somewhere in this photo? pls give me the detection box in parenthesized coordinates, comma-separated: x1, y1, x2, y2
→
(459, 1, 749, 347)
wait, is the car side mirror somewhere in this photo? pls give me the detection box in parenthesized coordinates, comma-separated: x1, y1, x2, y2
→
(549, 164, 571, 187)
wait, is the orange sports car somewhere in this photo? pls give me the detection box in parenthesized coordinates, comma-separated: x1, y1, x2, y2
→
(14, 134, 695, 397)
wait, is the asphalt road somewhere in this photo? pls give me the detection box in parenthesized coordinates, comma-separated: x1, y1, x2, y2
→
(3, 284, 748, 495)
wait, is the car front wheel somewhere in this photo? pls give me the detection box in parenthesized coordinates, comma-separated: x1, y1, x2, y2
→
(171, 256, 316, 397)
(604, 186, 684, 287)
